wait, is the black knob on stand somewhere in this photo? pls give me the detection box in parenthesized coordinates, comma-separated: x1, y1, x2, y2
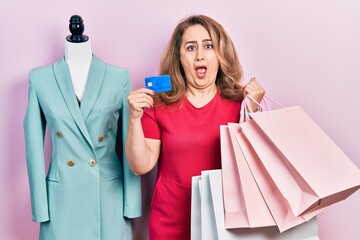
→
(66, 15, 89, 43)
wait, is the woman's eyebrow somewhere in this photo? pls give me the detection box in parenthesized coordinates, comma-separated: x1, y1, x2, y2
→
(185, 39, 212, 44)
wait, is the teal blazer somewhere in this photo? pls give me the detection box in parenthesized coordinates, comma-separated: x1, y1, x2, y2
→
(24, 55, 141, 240)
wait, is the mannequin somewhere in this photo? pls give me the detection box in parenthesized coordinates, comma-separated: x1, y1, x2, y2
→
(65, 15, 92, 100)
(23, 14, 142, 240)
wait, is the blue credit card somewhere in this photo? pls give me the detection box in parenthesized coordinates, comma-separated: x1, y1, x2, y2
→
(145, 75, 172, 93)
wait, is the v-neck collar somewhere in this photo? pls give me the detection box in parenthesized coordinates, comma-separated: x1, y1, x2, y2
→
(185, 91, 219, 110)
(52, 55, 106, 154)
(79, 55, 106, 120)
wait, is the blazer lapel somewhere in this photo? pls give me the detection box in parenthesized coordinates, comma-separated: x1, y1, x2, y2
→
(52, 57, 95, 152)
(80, 55, 105, 120)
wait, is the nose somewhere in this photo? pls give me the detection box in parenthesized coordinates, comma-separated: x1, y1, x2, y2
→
(196, 49, 204, 61)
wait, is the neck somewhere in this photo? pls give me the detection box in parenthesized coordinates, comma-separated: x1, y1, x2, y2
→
(186, 85, 217, 98)
(64, 39, 93, 100)
(186, 85, 217, 108)
(64, 39, 93, 63)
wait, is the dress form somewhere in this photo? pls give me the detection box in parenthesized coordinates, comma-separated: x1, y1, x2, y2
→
(64, 15, 92, 100)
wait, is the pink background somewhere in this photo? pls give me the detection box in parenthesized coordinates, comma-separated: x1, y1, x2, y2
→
(1, 0, 359, 239)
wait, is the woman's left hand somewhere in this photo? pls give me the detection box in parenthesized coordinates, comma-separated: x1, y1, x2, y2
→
(243, 77, 265, 112)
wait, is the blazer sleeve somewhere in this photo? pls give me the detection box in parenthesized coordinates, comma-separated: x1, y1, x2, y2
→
(121, 70, 142, 218)
(23, 70, 49, 222)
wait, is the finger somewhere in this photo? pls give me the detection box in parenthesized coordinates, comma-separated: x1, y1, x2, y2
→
(245, 78, 259, 89)
(128, 92, 154, 103)
(244, 81, 265, 95)
(243, 81, 265, 108)
(128, 94, 154, 111)
(249, 81, 264, 92)
(241, 76, 256, 88)
(129, 88, 155, 96)
(130, 102, 151, 114)
(128, 92, 154, 107)
(129, 98, 153, 111)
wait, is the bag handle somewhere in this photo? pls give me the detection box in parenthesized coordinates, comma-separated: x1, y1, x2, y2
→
(240, 95, 288, 123)
(247, 95, 287, 111)
(240, 95, 268, 123)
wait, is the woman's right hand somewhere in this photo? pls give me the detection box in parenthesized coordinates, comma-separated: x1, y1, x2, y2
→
(127, 88, 155, 119)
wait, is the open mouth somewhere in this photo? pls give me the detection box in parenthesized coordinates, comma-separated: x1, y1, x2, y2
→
(195, 66, 207, 78)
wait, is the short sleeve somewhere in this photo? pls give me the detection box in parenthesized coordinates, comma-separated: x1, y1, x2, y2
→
(141, 107, 161, 139)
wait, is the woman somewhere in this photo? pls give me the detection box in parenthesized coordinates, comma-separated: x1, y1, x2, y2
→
(126, 14, 265, 239)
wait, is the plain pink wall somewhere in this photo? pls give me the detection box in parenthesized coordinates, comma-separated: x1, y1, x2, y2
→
(1, 0, 359, 239)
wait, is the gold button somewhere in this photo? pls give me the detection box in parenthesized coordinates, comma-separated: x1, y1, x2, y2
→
(56, 131, 63, 138)
(67, 160, 75, 167)
(98, 135, 105, 142)
(89, 159, 97, 167)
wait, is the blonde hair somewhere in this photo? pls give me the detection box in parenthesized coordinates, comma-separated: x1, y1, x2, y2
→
(156, 14, 244, 105)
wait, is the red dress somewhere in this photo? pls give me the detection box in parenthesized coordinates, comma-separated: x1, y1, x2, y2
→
(141, 92, 241, 239)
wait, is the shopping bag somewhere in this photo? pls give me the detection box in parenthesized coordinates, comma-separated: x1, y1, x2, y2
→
(234, 128, 321, 232)
(220, 124, 275, 228)
(200, 172, 219, 240)
(205, 169, 320, 239)
(191, 175, 202, 240)
(239, 96, 360, 230)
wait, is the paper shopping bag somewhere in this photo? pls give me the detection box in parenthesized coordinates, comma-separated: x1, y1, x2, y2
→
(200, 172, 219, 240)
(191, 175, 202, 240)
(241, 105, 360, 218)
(205, 169, 320, 239)
(234, 129, 322, 232)
(220, 124, 275, 229)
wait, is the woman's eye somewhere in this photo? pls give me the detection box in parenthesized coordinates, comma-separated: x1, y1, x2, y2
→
(205, 43, 213, 49)
(187, 45, 196, 51)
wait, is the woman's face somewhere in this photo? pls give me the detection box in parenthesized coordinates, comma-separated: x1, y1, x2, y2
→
(180, 24, 219, 92)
